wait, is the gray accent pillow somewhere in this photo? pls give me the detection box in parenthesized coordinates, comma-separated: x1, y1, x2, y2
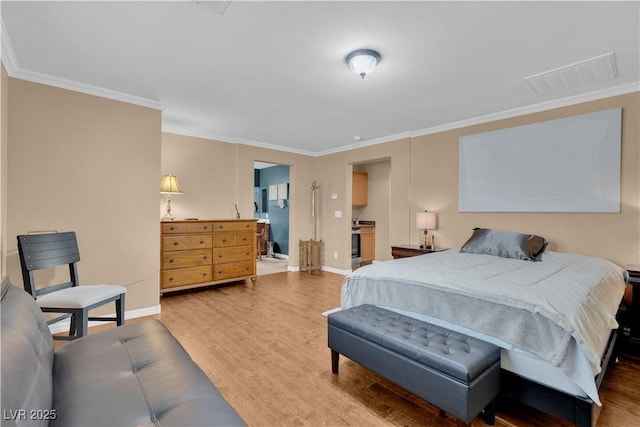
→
(459, 228, 548, 261)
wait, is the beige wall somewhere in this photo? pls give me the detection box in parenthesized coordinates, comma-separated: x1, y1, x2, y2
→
(1, 64, 8, 278)
(162, 133, 317, 267)
(409, 93, 639, 266)
(3, 71, 637, 317)
(316, 138, 411, 270)
(161, 132, 241, 219)
(312, 93, 638, 270)
(5, 77, 162, 313)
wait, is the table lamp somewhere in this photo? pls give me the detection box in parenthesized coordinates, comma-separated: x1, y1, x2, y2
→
(160, 175, 183, 220)
(416, 211, 437, 249)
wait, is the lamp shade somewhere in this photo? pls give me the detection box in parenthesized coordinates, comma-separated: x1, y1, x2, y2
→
(416, 211, 437, 230)
(160, 175, 183, 194)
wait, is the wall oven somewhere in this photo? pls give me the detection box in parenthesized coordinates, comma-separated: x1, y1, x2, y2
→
(351, 228, 361, 269)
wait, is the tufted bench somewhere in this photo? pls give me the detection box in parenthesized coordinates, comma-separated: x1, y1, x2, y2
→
(328, 304, 500, 426)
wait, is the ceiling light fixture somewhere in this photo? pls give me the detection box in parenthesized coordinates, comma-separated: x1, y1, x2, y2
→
(346, 49, 381, 79)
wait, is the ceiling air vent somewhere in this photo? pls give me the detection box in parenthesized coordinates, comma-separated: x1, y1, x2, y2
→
(524, 52, 617, 96)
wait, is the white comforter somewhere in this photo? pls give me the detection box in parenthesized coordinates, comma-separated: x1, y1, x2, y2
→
(341, 250, 626, 404)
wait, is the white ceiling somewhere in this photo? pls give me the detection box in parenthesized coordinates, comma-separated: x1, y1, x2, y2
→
(1, 1, 639, 156)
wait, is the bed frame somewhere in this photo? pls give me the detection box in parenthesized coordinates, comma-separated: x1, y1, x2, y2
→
(499, 319, 620, 427)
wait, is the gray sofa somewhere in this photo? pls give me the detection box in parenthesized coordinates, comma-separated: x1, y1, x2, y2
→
(1, 277, 246, 427)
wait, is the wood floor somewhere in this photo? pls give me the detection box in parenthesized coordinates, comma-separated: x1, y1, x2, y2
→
(80, 271, 640, 427)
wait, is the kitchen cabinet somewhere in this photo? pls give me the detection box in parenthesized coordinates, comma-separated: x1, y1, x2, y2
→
(360, 226, 375, 265)
(352, 171, 368, 206)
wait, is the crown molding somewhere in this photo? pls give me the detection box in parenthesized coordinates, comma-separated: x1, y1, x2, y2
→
(1, 18, 18, 76)
(313, 131, 413, 157)
(3, 11, 637, 154)
(1, 17, 163, 111)
(410, 82, 640, 139)
(161, 125, 317, 157)
(167, 82, 639, 157)
(11, 67, 165, 111)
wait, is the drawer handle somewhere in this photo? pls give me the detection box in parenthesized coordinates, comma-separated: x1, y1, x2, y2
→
(246, 224, 250, 228)
(218, 270, 223, 274)
(169, 258, 175, 263)
(241, 237, 247, 241)
(222, 239, 227, 243)
(169, 277, 174, 281)
(203, 256, 208, 260)
(203, 273, 208, 277)
(170, 226, 175, 231)
(199, 240, 204, 244)
(203, 226, 208, 230)
(245, 252, 250, 256)
(173, 242, 179, 246)
(219, 225, 224, 229)
(218, 254, 224, 258)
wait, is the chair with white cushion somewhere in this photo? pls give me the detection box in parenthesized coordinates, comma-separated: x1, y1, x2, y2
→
(17, 231, 126, 340)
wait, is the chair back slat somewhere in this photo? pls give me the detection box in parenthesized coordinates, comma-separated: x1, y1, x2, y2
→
(17, 232, 80, 271)
(17, 232, 81, 297)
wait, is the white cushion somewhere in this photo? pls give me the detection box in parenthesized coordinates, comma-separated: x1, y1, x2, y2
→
(36, 285, 126, 309)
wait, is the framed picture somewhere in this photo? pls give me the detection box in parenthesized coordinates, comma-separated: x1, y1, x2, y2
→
(268, 185, 278, 201)
(277, 183, 288, 200)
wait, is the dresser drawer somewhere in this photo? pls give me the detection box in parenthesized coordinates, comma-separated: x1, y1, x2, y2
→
(162, 266, 212, 289)
(213, 261, 255, 280)
(162, 249, 212, 269)
(188, 235, 213, 249)
(213, 232, 236, 247)
(213, 221, 257, 232)
(235, 231, 254, 247)
(213, 246, 255, 264)
(162, 222, 213, 234)
(162, 236, 189, 251)
(162, 235, 213, 251)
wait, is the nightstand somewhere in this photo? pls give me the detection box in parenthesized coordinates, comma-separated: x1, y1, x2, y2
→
(622, 265, 640, 355)
(390, 245, 448, 259)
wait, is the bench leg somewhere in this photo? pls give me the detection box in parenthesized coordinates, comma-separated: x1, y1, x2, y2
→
(331, 349, 339, 373)
(483, 399, 496, 425)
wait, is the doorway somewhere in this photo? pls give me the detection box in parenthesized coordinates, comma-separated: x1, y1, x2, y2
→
(253, 162, 290, 266)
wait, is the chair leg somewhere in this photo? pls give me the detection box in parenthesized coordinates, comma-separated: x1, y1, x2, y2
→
(69, 314, 77, 337)
(76, 309, 89, 338)
(116, 294, 125, 326)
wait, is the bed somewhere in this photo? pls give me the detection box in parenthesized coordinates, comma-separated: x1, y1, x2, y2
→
(340, 242, 626, 426)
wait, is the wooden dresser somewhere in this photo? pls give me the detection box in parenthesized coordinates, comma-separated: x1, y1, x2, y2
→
(160, 219, 257, 294)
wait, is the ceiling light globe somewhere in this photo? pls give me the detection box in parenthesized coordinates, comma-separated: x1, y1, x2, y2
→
(346, 49, 381, 79)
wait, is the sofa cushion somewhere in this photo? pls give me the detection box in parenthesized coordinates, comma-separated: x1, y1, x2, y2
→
(51, 319, 246, 427)
(1, 279, 54, 427)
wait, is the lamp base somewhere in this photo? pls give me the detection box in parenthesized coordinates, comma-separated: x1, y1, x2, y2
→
(419, 233, 434, 250)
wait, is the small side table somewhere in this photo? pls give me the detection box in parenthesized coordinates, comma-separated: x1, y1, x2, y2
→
(622, 265, 640, 355)
(391, 245, 447, 259)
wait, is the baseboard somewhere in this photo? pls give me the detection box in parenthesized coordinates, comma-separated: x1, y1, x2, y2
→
(48, 304, 162, 335)
(287, 265, 348, 275)
(322, 265, 350, 276)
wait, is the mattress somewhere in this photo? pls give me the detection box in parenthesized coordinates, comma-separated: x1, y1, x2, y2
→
(341, 249, 626, 404)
